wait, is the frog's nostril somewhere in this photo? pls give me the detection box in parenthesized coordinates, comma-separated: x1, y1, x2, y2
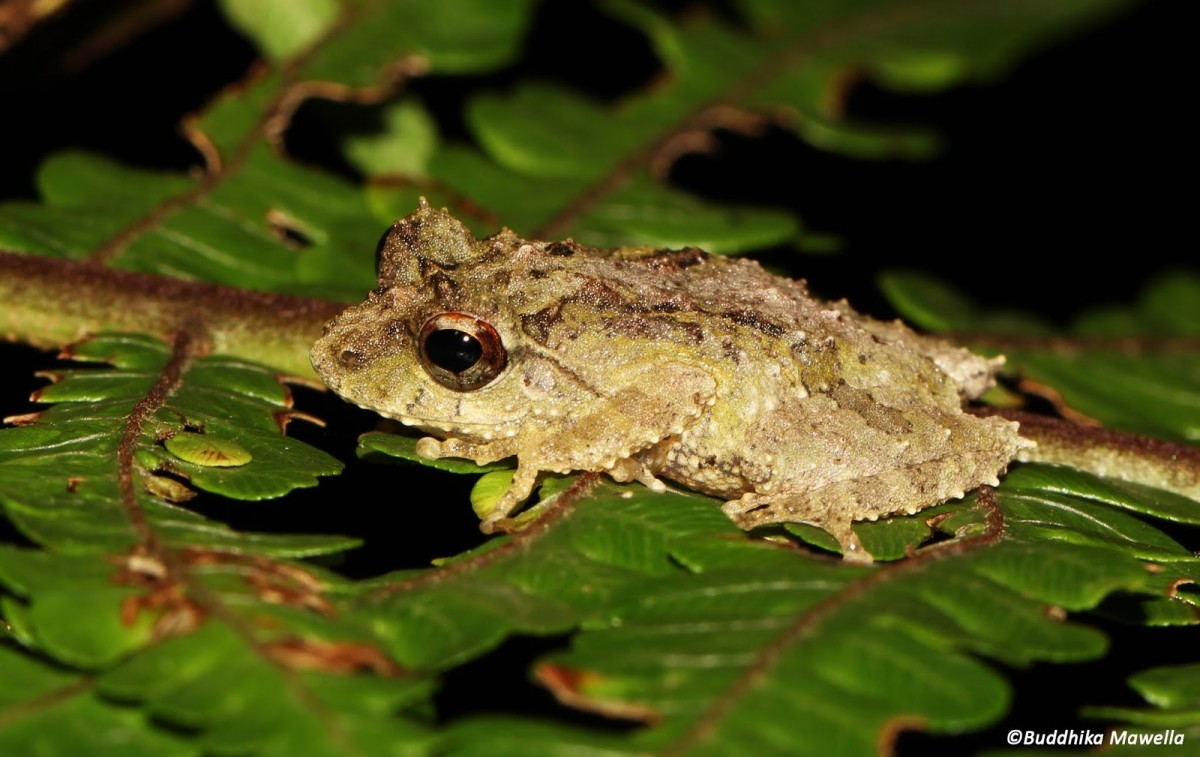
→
(339, 348, 361, 367)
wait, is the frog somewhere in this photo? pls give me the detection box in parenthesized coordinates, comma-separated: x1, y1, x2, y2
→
(310, 200, 1032, 563)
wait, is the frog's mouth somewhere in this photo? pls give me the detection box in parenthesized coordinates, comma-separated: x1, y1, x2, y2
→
(312, 358, 520, 441)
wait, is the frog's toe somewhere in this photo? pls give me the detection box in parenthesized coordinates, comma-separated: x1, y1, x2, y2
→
(480, 514, 519, 534)
(415, 436, 444, 459)
(480, 514, 503, 534)
(721, 492, 770, 517)
(640, 474, 668, 493)
(629, 465, 667, 492)
(605, 458, 667, 493)
(830, 524, 873, 565)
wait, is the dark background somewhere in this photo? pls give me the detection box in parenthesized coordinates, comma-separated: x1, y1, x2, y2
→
(0, 0, 1193, 752)
(0, 0, 1190, 318)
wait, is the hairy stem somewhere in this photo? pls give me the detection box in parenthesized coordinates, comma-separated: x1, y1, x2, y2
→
(0, 251, 345, 380)
(978, 408, 1200, 502)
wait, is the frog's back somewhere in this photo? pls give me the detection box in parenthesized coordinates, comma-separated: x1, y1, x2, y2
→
(545, 246, 998, 402)
(564, 245, 1026, 549)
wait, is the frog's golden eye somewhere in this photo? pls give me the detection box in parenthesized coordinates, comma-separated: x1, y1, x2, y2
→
(418, 312, 507, 391)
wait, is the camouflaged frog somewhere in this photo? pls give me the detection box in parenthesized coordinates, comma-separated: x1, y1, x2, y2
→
(310, 201, 1031, 563)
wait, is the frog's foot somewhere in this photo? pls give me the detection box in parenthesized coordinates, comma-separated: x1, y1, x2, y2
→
(478, 463, 542, 534)
(606, 457, 667, 492)
(721, 491, 769, 516)
(723, 493, 873, 565)
(480, 510, 524, 534)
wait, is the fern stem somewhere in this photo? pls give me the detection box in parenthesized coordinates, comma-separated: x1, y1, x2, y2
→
(0, 251, 344, 380)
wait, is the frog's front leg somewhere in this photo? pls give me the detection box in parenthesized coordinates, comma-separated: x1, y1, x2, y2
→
(519, 362, 714, 480)
(462, 364, 716, 533)
(415, 435, 537, 533)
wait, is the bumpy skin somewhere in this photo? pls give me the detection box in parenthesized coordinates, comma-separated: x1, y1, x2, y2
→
(311, 201, 1030, 562)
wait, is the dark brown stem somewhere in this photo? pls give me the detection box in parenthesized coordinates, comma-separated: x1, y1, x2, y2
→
(117, 330, 195, 542)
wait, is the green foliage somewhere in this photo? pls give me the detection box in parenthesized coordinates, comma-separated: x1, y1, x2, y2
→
(363, 0, 1135, 248)
(881, 271, 1200, 441)
(0, 1, 539, 299)
(0, 2, 1194, 756)
(0, 333, 346, 554)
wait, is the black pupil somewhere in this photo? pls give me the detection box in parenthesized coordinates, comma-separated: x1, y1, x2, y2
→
(425, 329, 483, 373)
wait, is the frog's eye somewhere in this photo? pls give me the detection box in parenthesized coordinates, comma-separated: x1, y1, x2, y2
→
(418, 312, 507, 391)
